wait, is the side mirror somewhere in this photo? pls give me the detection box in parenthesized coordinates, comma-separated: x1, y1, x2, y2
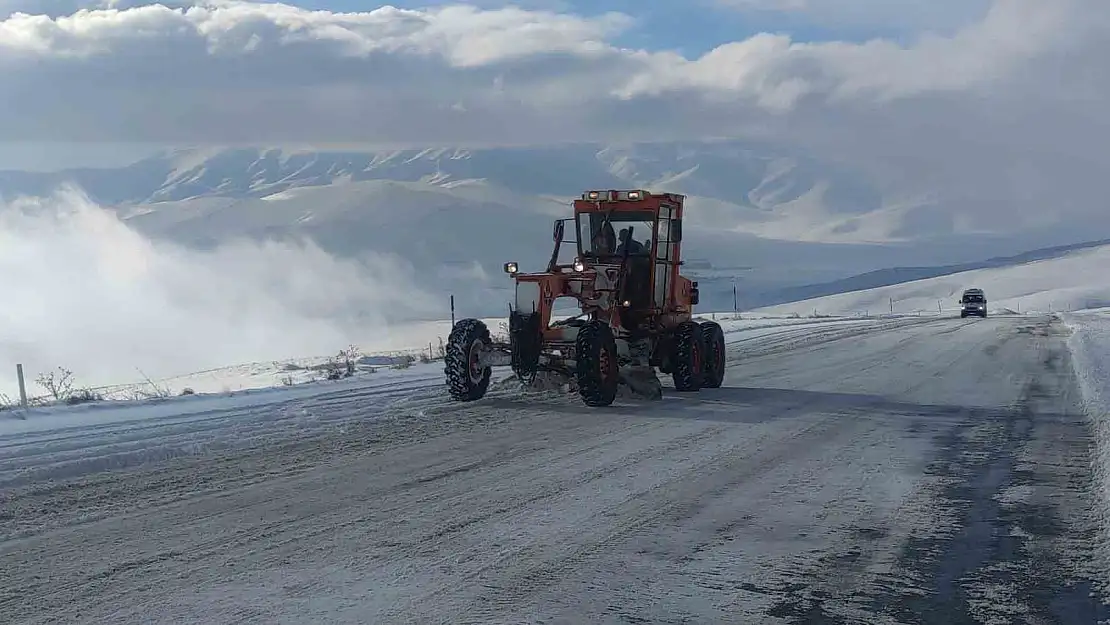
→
(553, 219, 565, 242)
(672, 220, 682, 242)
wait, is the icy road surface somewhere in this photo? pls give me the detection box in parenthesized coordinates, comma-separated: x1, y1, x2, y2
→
(2, 315, 1109, 624)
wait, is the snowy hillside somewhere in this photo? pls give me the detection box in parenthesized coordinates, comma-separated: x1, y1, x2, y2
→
(14, 178, 999, 318)
(115, 177, 1108, 316)
(0, 142, 952, 316)
(751, 242, 1110, 316)
(0, 142, 878, 214)
(3, 142, 1106, 250)
(751, 238, 1110, 310)
(5, 141, 1110, 321)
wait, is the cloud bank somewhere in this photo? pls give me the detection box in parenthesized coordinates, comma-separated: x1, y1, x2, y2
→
(0, 1, 1101, 141)
(0, 187, 439, 396)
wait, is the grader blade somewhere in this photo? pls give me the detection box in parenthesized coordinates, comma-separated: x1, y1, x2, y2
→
(619, 365, 663, 401)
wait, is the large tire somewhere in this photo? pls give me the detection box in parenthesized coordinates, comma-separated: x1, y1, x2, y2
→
(445, 319, 492, 401)
(671, 320, 706, 392)
(575, 320, 619, 407)
(700, 321, 726, 389)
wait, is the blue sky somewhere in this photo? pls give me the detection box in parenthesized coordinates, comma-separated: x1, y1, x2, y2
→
(291, 0, 992, 54)
(320, 0, 873, 55)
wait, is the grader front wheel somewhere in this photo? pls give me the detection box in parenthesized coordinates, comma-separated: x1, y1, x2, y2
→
(575, 320, 619, 407)
(445, 318, 493, 401)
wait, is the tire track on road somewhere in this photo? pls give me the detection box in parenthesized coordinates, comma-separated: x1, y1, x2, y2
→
(727, 317, 944, 362)
(372, 396, 875, 623)
(868, 317, 1109, 625)
(0, 416, 733, 617)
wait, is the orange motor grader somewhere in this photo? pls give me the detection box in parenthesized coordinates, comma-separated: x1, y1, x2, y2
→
(444, 189, 726, 407)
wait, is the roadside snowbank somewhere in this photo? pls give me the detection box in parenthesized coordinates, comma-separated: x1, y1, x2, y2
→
(0, 363, 449, 436)
(1061, 308, 1110, 574)
(0, 314, 911, 487)
(0, 314, 876, 426)
(3, 312, 865, 409)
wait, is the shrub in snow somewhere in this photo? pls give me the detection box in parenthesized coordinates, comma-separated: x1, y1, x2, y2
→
(35, 366, 75, 401)
(65, 388, 103, 405)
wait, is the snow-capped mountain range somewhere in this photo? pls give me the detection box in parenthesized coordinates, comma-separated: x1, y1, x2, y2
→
(1, 142, 878, 216)
(3, 141, 1108, 316)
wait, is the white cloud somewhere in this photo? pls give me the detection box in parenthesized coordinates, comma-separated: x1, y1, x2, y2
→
(0, 2, 637, 143)
(0, 2, 627, 65)
(0, 0, 1098, 138)
(0, 186, 440, 394)
(0, 0, 1106, 223)
(623, 0, 1077, 104)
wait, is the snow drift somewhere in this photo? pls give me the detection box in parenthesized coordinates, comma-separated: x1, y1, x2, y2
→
(1062, 309, 1110, 587)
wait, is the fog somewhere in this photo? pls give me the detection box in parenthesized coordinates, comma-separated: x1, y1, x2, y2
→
(0, 187, 439, 399)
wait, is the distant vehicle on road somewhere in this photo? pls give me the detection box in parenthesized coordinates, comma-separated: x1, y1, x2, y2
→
(960, 288, 987, 318)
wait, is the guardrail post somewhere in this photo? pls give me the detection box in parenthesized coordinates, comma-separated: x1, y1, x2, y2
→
(16, 364, 28, 408)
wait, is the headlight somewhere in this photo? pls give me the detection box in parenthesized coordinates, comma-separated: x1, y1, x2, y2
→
(503, 261, 518, 274)
(573, 258, 586, 272)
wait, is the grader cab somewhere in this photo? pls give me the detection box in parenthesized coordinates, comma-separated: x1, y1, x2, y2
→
(445, 189, 726, 407)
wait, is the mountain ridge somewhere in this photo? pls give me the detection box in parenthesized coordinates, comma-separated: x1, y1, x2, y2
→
(0, 142, 887, 239)
(2, 142, 1104, 248)
(5, 141, 1110, 317)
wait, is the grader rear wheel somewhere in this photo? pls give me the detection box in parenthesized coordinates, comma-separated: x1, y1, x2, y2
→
(700, 321, 726, 389)
(672, 320, 706, 392)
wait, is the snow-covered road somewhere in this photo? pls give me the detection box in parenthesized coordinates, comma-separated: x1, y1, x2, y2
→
(2, 315, 1108, 624)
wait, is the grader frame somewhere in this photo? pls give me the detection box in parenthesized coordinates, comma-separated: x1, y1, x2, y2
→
(445, 189, 726, 407)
